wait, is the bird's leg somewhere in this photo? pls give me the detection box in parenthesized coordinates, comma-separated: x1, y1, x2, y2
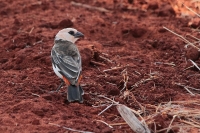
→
(56, 79, 64, 92)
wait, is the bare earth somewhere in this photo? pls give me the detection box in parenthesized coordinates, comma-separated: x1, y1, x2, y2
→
(1, 0, 200, 133)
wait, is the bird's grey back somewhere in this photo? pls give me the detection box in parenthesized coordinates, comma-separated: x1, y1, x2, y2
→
(52, 40, 82, 85)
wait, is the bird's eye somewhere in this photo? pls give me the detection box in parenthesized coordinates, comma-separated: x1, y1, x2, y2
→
(68, 31, 75, 35)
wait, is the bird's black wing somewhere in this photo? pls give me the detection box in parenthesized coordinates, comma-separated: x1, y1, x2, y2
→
(51, 40, 82, 84)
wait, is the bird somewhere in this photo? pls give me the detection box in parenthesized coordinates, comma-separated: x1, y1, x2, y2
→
(51, 28, 84, 103)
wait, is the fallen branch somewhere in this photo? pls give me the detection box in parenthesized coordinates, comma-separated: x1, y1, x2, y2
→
(117, 104, 151, 133)
(71, 1, 110, 13)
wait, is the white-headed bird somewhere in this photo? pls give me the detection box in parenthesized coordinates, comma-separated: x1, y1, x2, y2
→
(51, 28, 84, 103)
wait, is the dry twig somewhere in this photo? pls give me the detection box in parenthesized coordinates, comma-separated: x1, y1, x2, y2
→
(166, 115, 177, 133)
(121, 69, 129, 92)
(182, 3, 200, 18)
(29, 27, 34, 34)
(175, 83, 195, 96)
(31, 93, 40, 97)
(99, 55, 113, 63)
(163, 26, 200, 51)
(154, 62, 176, 66)
(71, 1, 110, 13)
(95, 120, 113, 128)
(103, 66, 124, 72)
(98, 102, 118, 116)
(131, 75, 157, 89)
(180, 120, 200, 129)
(189, 59, 200, 71)
(90, 60, 106, 66)
(109, 122, 127, 126)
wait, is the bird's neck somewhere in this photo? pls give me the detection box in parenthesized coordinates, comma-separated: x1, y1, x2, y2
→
(54, 39, 73, 44)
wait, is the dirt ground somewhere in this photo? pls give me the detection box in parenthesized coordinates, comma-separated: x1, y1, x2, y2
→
(1, 0, 200, 132)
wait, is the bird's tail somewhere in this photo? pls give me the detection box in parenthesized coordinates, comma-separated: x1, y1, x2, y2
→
(67, 85, 84, 103)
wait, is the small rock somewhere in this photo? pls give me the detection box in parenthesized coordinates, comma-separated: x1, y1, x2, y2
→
(39, 22, 57, 29)
(83, 93, 91, 101)
(130, 26, 147, 38)
(107, 86, 120, 96)
(42, 95, 52, 101)
(157, 4, 176, 17)
(13, 18, 20, 25)
(188, 18, 200, 28)
(185, 46, 200, 61)
(79, 47, 93, 67)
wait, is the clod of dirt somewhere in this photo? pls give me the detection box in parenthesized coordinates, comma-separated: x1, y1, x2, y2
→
(128, 0, 134, 4)
(0, 58, 8, 64)
(32, 119, 40, 125)
(58, 19, 73, 28)
(185, 47, 200, 61)
(78, 40, 103, 66)
(157, 4, 176, 17)
(39, 22, 58, 29)
(148, 114, 168, 131)
(107, 85, 120, 96)
(158, 27, 167, 33)
(32, 110, 45, 117)
(13, 18, 21, 26)
(83, 93, 91, 101)
(101, 127, 112, 133)
(147, 2, 159, 10)
(42, 95, 53, 101)
(79, 47, 93, 66)
(188, 18, 200, 28)
(130, 26, 147, 38)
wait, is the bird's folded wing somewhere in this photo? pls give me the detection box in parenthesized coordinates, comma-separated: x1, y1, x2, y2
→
(51, 49, 80, 79)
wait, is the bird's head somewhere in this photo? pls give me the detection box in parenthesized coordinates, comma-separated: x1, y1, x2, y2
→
(55, 28, 84, 43)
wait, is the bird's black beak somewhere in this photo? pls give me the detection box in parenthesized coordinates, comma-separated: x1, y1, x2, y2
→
(74, 31, 84, 38)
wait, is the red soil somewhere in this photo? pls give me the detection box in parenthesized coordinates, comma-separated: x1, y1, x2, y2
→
(0, 0, 200, 132)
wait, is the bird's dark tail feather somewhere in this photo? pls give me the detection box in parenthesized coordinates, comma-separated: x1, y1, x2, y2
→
(67, 85, 84, 103)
